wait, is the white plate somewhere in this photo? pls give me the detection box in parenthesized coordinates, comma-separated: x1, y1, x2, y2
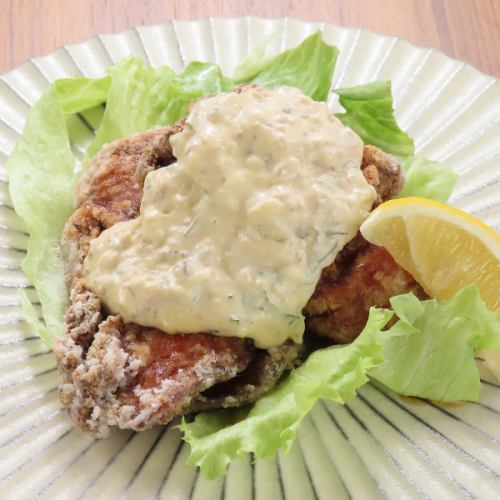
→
(0, 17, 499, 499)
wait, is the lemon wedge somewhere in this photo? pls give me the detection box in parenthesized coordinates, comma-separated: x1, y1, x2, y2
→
(360, 196, 500, 311)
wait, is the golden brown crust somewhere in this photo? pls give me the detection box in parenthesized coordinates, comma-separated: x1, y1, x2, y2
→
(56, 312, 253, 437)
(190, 341, 303, 412)
(62, 125, 182, 284)
(361, 144, 404, 205)
(304, 244, 426, 344)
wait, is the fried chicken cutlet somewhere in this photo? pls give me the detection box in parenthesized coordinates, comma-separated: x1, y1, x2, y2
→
(55, 91, 423, 437)
(55, 125, 301, 437)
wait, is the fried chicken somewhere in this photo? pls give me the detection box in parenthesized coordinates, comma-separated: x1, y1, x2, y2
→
(55, 93, 422, 437)
(56, 278, 253, 436)
(56, 124, 301, 437)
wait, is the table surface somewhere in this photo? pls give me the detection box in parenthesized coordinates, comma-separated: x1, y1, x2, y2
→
(2, 0, 500, 77)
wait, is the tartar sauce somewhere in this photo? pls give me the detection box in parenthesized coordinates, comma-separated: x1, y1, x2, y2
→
(84, 86, 376, 348)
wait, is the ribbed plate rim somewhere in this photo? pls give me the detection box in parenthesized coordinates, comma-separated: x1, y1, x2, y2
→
(2, 16, 498, 83)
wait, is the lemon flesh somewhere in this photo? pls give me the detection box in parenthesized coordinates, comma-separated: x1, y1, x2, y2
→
(360, 197, 500, 311)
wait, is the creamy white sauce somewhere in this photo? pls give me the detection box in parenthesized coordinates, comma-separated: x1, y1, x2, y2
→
(84, 86, 375, 348)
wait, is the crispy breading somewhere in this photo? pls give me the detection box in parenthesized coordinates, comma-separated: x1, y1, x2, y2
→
(304, 244, 426, 344)
(54, 277, 255, 437)
(361, 144, 403, 205)
(190, 341, 302, 412)
(62, 125, 183, 284)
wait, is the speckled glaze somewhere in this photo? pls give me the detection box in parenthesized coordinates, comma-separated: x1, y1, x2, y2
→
(0, 18, 498, 500)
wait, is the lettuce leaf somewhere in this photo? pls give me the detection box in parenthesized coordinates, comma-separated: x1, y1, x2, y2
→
(86, 36, 340, 161)
(234, 31, 339, 101)
(180, 308, 393, 479)
(53, 76, 110, 115)
(334, 81, 415, 157)
(175, 62, 234, 94)
(6, 87, 76, 346)
(233, 32, 282, 82)
(397, 155, 459, 202)
(85, 58, 201, 160)
(370, 285, 500, 402)
(334, 81, 458, 201)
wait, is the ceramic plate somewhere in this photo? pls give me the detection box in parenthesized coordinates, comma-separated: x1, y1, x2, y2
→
(0, 17, 499, 499)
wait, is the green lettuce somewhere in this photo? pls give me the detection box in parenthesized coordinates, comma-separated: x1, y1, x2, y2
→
(334, 81, 415, 157)
(234, 31, 339, 101)
(86, 32, 339, 159)
(174, 62, 234, 94)
(232, 32, 282, 82)
(180, 308, 393, 479)
(85, 58, 201, 160)
(6, 87, 76, 346)
(398, 155, 459, 202)
(334, 81, 458, 201)
(370, 285, 500, 401)
(53, 76, 110, 115)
